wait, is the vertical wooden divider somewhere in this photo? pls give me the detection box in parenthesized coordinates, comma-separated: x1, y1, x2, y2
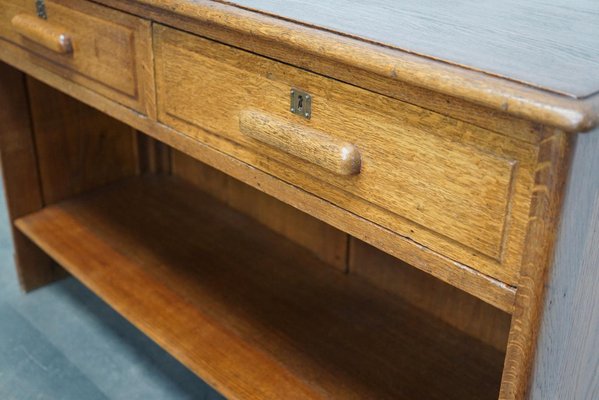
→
(0, 65, 142, 291)
(136, 132, 172, 175)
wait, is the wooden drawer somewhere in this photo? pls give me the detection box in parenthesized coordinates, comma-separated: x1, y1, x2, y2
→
(155, 25, 539, 286)
(0, 0, 153, 115)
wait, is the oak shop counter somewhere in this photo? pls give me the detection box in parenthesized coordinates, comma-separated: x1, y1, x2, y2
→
(1, 1, 598, 399)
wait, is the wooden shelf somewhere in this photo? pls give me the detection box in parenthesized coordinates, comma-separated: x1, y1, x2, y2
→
(15, 176, 505, 400)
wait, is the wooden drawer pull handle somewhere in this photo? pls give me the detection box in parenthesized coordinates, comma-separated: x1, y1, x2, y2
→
(11, 14, 73, 54)
(240, 109, 361, 176)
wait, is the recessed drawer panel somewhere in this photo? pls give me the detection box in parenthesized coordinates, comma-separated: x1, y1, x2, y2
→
(155, 25, 538, 285)
(0, 0, 153, 115)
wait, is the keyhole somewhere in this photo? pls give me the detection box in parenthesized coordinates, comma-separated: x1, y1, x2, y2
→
(289, 88, 311, 119)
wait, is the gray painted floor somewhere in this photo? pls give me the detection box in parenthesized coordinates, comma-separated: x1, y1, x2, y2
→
(0, 182, 225, 400)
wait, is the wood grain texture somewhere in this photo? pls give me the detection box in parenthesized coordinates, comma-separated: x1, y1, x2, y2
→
(156, 25, 538, 285)
(0, 62, 62, 291)
(15, 176, 506, 400)
(0, 2, 593, 396)
(239, 109, 361, 176)
(348, 239, 512, 352)
(0, 40, 516, 311)
(0, 0, 155, 116)
(530, 129, 599, 400)
(95, 0, 599, 132)
(220, 0, 599, 98)
(500, 131, 572, 399)
(26, 78, 138, 204)
(171, 151, 348, 270)
(11, 14, 72, 54)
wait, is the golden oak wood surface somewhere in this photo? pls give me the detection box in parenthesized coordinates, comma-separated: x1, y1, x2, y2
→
(174, 154, 501, 365)
(239, 110, 362, 177)
(0, 0, 155, 115)
(94, 0, 599, 132)
(11, 14, 72, 54)
(220, 0, 599, 98)
(98, 0, 550, 144)
(15, 176, 506, 400)
(0, 1, 587, 397)
(0, 42, 517, 312)
(155, 25, 538, 286)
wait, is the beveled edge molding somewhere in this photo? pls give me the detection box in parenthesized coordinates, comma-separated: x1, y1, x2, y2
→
(94, 0, 599, 133)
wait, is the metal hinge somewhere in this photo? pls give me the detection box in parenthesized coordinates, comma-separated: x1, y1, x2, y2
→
(35, 0, 47, 19)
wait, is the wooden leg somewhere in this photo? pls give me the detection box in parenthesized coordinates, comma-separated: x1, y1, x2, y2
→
(0, 62, 61, 291)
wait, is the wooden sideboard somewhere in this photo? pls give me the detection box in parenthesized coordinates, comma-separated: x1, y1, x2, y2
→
(0, 1, 597, 399)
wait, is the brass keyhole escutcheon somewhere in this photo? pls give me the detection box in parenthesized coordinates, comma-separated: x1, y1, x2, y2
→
(290, 88, 312, 119)
(35, 0, 48, 19)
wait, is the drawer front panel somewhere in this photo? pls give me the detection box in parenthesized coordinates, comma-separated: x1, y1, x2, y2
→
(155, 25, 538, 284)
(0, 0, 153, 114)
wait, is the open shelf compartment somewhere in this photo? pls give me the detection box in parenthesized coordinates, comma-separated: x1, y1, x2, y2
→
(15, 175, 505, 400)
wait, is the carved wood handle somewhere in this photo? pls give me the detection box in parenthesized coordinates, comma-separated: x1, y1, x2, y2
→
(11, 14, 73, 54)
(239, 109, 361, 176)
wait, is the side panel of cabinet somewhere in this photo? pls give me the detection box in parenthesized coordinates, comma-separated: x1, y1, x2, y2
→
(0, 66, 141, 291)
(530, 131, 599, 399)
(0, 63, 61, 291)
